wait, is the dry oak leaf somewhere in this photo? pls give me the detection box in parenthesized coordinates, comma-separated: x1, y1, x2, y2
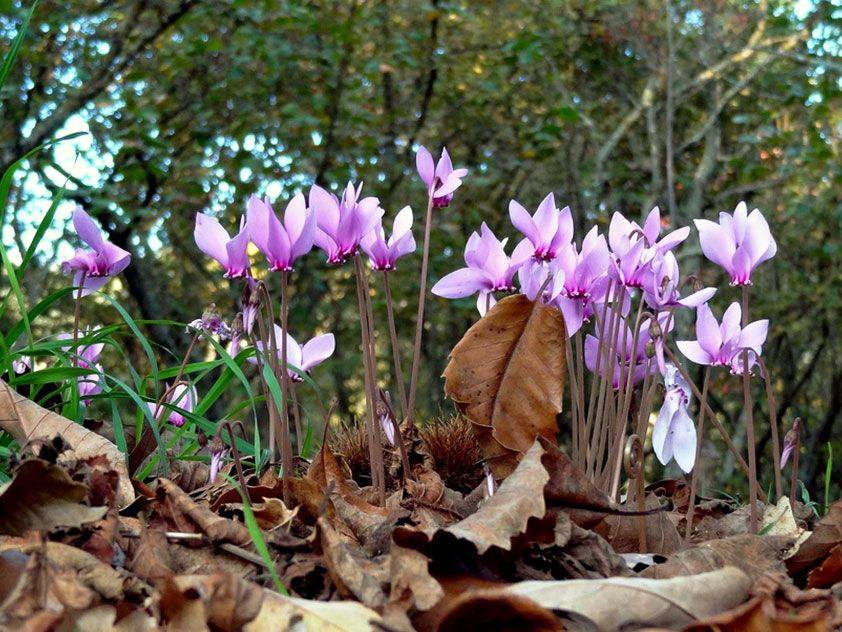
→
(505, 566, 753, 631)
(0, 459, 107, 536)
(171, 572, 385, 631)
(685, 574, 840, 631)
(787, 499, 842, 586)
(0, 380, 134, 507)
(436, 589, 563, 632)
(641, 534, 794, 581)
(443, 294, 565, 477)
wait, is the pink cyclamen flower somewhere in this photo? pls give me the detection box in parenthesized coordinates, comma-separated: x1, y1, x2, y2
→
(309, 182, 383, 264)
(552, 228, 611, 336)
(194, 213, 250, 278)
(209, 444, 229, 484)
(12, 355, 32, 374)
(509, 193, 573, 261)
(187, 303, 230, 340)
(676, 302, 768, 375)
(61, 207, 131, 296)
(58, 331, 104, 403)
(149, 382, 198, 427)
(416, 146, 468, 208)
(694, 201, 777, 286)
(609, 207, 689, 289)
(249, 325, 335, 381)
(247, 193, 316, 272)
(584, 316, 657, 389)
(431, 222, 532, 316)
(361, 206, 416, 271)
(643, 251, 716, 312)
(780, 419, 800, 469)
(518, 259, 565, 304)
(652, 362, 696, 473)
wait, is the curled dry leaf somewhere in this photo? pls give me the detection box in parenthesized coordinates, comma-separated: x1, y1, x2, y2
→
(443, 294, 565, 477)
(641, 534, 794, 581)
(436, 589, 563, 632)
(504, 566, 752, 631)
(0, 380, 134, 507)
(594, 495, 683, 556)
(0, 459, 107, 536)
(685, 572, 840, 631)
(787, 499, 842, 588)
(154, 477, 252, 546)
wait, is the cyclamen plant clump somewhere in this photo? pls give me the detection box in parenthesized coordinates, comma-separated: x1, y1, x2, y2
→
(12, 142, 787, 548)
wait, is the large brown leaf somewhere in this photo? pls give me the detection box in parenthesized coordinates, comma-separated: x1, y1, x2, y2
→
(443, 294, 565, 476)
(787, 499, 842, 586)
(503, 567, 752, 630)
(0, 459, 107, 536)
(0, 380, 134, 507)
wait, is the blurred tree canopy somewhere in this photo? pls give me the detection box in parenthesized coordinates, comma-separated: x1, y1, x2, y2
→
(1, 0, 839, 495)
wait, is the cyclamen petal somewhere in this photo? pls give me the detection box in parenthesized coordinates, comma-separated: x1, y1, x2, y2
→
(432, 268, 489, 299)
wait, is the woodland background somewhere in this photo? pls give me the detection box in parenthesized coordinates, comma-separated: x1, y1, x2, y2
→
(0, 0, 839, 497)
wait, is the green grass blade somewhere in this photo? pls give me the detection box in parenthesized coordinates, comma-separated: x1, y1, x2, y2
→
(0, 1, 38, 89)
(0, 240, 33, 348)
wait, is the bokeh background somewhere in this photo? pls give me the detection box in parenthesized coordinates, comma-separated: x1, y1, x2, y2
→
(1, 0, 839, 498)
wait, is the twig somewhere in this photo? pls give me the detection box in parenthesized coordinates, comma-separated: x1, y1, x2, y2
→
(741, 285, 759, 534)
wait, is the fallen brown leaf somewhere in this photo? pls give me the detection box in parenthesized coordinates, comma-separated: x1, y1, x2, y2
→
(0, 380, 134, 507)
(787, 499, 842, 587)
(641, 534, 794, 581)
(594, 495, 683, 556)
(0, 459, 107, 536)
(443, 294, 565, 477)
(505, 566, 752, 631)
(686, 572, 840, 631)
(436, 589, 563, 632)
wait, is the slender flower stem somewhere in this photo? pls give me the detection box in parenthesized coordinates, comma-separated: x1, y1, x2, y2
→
(382, 272, 408, 418)
(406, 189, 436, 426)
(684, 367, 711, 544)
(221, 420, 252, 504)
(279, 271, 294, 488)
(741, 284, 759, 534)
(71, 272, 87, 368)
(584, 284, 614, 465)
(354, 254, 385, 504)
(566, 341, 580, 464)
(757, 356, 783, 500)
(254, 303, 280, 466)
(788, 418, 801, 505)
(609, 293, 647, 498)
(574, 331, 587, 469)
(662, 344, 768, 503)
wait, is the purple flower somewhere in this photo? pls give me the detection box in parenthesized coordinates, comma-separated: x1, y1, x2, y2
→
(780, 419, 800, 469)
(240, 277, 259, 335)
(209, 445, 229, 484)
(360, 206, 416, 271)
(509, 193, 573, 261)
(643, 252, 716, 312)
(552, 228, 611, 336)
(249, 325, 335, 382)
(187, 303, 230, 340)
(194, 213, 250, 278)
(61, 207, 131, 295)
(149, 382, 198, 427)
(416, 146, 468, 208)
(12, 355, 32, 374)
(695, 202, 777, 286)
(58, 331, 104, 403)
(247, 193, 316, 272)
(609, 208, 689, 289)
(431, 223, 532, 315)
(518, 259, 564, 304)
(584, 315, 659, 389)
(652, 362, 696, 473)
(309, 182, 383, 264)
(676, 302, 768, 375)
(484, 465, 497, 498)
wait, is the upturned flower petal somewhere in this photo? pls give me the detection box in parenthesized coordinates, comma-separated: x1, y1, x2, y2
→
(194, 213, 250, 278)
(61, 207, 131, 295)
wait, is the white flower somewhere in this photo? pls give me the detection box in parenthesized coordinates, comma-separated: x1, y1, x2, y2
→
(652, 363, 696, 473)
